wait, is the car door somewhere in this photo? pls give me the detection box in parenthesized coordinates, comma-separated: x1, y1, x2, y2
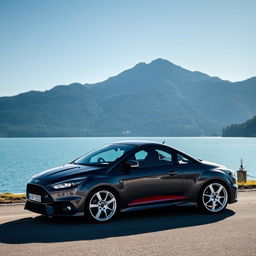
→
(175, 152, 203, 197)
(122, 146, 184, 207)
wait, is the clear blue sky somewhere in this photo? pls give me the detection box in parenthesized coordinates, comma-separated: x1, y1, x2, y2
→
(0, 0, 255, 96)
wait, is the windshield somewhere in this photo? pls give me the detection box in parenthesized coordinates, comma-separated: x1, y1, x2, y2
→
(73, 144, 136, 166)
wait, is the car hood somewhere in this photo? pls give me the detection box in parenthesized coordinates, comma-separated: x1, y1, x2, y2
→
(31, 164, 103, 183)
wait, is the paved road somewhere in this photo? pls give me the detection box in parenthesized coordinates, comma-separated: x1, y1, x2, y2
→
(0, 191, 255, 256)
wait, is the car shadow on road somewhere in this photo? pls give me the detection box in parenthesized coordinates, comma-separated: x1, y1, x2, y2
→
(0, 206, 235, 244)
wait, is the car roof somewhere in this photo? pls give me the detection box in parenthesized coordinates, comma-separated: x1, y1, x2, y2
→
(113, 140, 165, 146)
(113, 140, 199, 162)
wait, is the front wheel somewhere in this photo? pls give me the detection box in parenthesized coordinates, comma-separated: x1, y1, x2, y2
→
(199, 182, 229, 213)
(85, 189, 118, 223)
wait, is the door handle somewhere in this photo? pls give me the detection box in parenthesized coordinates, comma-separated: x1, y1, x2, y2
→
(168, 170, 179, 176)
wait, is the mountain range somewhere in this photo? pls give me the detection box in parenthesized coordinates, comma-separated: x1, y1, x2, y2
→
(0, 58, 256, 137)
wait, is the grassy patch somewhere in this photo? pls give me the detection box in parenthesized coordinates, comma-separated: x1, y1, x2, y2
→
(237, 180, 256, 189)
(0, 193, 26, 204)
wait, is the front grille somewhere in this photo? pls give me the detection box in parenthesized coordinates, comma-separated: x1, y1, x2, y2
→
(25, 201, 46, 215)
(26, 184, 53, 203)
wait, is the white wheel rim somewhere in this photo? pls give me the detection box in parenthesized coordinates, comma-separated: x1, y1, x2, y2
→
(202, 183, 228, 212)
(89, 190, 117, 221)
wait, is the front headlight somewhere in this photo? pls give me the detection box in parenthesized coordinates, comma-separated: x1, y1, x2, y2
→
(51, 179, 84, 190)
(228, 169, 235, 178)
(231, 171, 236, 178)
(219, 168, 235, 178)
(223, 169, 235, 178)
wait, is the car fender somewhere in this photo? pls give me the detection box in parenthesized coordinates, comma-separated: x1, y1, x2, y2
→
(79, 177, 126, 208)
(190, 169, 232, 202)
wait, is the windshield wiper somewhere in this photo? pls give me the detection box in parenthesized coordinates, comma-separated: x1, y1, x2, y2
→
(73, 162, 107, 167)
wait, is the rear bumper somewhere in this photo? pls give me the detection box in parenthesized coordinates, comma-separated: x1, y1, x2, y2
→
(229, 183, 238, 204)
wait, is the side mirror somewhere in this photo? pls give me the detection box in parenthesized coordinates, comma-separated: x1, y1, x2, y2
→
(126, 160, 139, 168)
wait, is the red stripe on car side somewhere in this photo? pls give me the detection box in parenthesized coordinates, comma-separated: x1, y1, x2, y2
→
(128, 195, 188, 206)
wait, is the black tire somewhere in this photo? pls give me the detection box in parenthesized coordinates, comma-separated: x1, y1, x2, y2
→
(198, 181, 229, 214)
(85, 188, 119, 223)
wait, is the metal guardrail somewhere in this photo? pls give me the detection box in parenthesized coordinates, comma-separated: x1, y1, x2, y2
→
(247, 173, 256, 179)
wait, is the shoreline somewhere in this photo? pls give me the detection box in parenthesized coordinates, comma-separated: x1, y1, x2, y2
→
(0, 193, 25, 204)
(1, 189, 256, 205)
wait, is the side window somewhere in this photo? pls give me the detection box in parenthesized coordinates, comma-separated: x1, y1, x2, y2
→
(156, 149, 173, 166)
(177, 154, 191, 165)
(135, 150, 148, 161)
(129, 148, 173, 168)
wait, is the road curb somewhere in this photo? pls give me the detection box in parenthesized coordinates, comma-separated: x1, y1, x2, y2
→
(238, 189, 256, 192)
(0, 203, 25, 207)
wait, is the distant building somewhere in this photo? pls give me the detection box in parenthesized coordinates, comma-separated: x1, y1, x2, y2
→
(237, 159, 247, 183)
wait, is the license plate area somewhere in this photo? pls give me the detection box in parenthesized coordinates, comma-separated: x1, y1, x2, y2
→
(28, 193, 41, 203)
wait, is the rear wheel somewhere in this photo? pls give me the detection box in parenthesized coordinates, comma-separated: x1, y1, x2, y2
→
(199, 182, 229, 213)
(85, 189, 118, 223)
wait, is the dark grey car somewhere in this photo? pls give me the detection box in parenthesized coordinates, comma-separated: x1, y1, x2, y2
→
(25, 141, 238, 223)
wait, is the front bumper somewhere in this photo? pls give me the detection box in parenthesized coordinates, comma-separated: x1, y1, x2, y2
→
(25, 183, 85, 216)
(24, 200, 83, 216)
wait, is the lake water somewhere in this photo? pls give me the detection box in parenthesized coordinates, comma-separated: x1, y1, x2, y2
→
(0, 137, 256, 193)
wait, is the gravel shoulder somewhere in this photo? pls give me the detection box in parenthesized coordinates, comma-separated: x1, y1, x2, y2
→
(0, 191, 256, 256)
